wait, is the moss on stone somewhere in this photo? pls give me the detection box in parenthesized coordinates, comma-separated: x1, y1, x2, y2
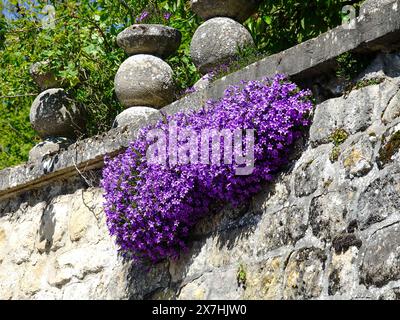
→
(378, 131, 400, 166)
(352, 77, 385, 91)
(329, 146, 341, 163)
(237, 264, 247, 289)
(330, 129, 349, 146)
(343, 149, 363, 169)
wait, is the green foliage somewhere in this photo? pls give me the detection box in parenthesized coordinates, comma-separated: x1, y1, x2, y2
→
(330, 128, 349, 146)
(352, 77, 385, 90)
(246, 0, 364, 54)
(0, 0, 365, 170)
(236, 264, 247, 288)
(336, 52, 373, 81)
(329, 146, 341, 163)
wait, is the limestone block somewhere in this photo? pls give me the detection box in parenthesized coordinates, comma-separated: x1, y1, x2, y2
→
(310, 81, 399, 146)
(360, 222, 400, 287)
(357, 167, 400, 229)
(340, 135, 374, 178)
(328, 247, 359, 296)
(283, 248, 327, 300)
(244, 257, 284, 300)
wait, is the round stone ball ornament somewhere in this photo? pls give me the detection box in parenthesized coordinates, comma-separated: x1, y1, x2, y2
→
(190, 17, 255, 74)
(30, 88, 85, 139)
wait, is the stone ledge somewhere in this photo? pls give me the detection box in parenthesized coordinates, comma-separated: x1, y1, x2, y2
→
(1, 0, 400, 200)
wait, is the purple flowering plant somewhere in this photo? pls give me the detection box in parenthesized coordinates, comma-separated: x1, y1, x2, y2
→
(101, 75, 313, 263)
(134, 0, 172, 25)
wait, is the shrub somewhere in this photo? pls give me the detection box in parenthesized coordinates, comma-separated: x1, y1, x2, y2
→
(101, 75, 313, 263)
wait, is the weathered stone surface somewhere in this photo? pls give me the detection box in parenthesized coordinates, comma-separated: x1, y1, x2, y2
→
(360, 223, 400, 288)
(378, 124, 400, 168)
(382, 89, 400, 124)
(30, 88, 85, 139)
(292, 144, 331, 197)
(178, 267, 242, 300)
(310, 193, 349, 242)
(310, 82, 396, 145)
(310, 85, 381, 143)
(260, 205, 308, 250)
(116, 24, 181, 58)
(30, 61, 60, 90)
(243, 257, 284, 299)
(0, 182, 140, 300)
(193, 74, 213, 91)
(29, 137, 73, 162)
(114, 54, 176, 108)
(360, 0, 397, 16)
(328, 248, 359, 296)
(190, 0, 261, 23)
(340, 134, 374, 178)
(190, 18, 254, 74)
(112, 107, 160, 128)
(283, 248, 327, 300)
(357, 167, 400, 229)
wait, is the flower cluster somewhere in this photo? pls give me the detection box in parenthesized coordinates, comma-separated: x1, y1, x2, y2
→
(135, 9, 171, 24)
(101, 75, 313, 263)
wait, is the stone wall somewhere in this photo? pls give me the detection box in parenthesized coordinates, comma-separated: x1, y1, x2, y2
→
(1, 1, 400, 300)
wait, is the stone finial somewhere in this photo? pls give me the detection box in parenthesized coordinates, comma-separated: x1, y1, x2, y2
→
(30, 88, 85, 139)
(30, 61, 60, 90)
(190, 17, 255, 74)
(112, 107, 161, 128)
(117, 24, 182, 59)
(190, 0, 261, 23)
(114, 54, 176, 108)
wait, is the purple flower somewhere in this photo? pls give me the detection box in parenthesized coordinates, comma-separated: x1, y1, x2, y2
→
(136, 10, 149, 23)
(101, 75, 314, 264)
(163, 12, 172, 20)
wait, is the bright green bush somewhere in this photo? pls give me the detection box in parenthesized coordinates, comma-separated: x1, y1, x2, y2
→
(0, 0, 363, 170)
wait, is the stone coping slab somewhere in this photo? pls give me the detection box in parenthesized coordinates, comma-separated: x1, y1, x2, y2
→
(1, 0, 400, 200)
